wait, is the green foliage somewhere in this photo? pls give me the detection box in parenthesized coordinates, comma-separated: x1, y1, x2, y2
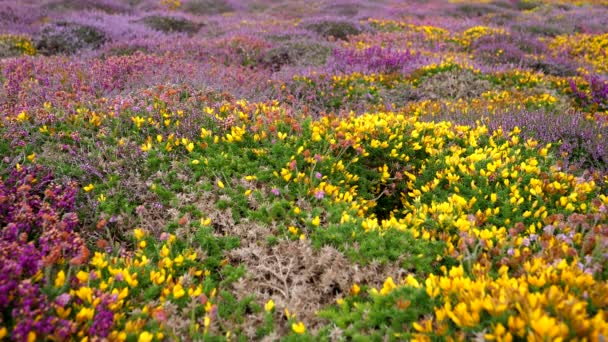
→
(142, 16, 203, 34)
(305, 20, 362, 41)
(319, 286, 438, 340)
(35, 22, 106, 55)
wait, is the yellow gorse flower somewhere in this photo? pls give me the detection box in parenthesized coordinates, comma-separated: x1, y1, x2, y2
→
(173, 283, 186, 299)
(264, 299, 275, 312)
(292, 321, 306, 334)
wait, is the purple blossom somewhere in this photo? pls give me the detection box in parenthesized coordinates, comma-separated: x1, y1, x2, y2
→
(55, 293, 71, 307)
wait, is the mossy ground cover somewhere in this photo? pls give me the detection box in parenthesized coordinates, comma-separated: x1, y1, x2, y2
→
(1, 0, 608, 341)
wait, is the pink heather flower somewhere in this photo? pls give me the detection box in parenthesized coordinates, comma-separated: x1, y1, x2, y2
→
(315, 172, 322, 179)
(55, 293, 71, 307)
(135, 205, 145, 215)
(160, 232, 170, 241)
(271, 188, 280, 196)
(314, 190, 325, 199)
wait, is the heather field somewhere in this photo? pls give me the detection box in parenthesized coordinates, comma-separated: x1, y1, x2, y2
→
(2, 0, 608, 340)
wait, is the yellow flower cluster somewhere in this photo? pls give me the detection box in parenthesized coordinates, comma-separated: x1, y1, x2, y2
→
(160, 0, 181, 10)
(302, 110, 608, 339)
(50, 228, 216, 341)
(382, 259, 608, 341)
(549, 33, 608, 74)
(366, 18, 451, 41)
(364, 19, 509, 48)
(0, 34, 36, 56)
(454, 26, 509, 47)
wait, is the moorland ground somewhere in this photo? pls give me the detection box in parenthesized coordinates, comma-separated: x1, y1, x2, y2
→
(1, 0, 608, 341)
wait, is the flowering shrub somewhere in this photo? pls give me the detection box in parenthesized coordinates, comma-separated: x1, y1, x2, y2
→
(0, 34, 35, 57)
(1, 0, 608, 340)
(34, 22, 107, 55)
(0, 165, 84, 340)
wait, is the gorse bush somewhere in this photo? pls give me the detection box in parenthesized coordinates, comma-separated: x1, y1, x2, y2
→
(2, 0, 608, 340)
(0, 34, 36, 57)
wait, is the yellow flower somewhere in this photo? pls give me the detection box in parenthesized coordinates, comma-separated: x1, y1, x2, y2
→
(17, 111, 28, 122)
(76, 307, 95, 322)
(350, 283, 361, 296)
(76, 271, 89, 283)
(204, 315, 211, 333)
(75, 286, 93, 303)
(83, 184, 94, 192)
(284, 308, 294, 319)
(134, 228, 145, 240)
(27, 153, 36, 161)
(311, 216, 320, 227)
(292, 321, 306, 334)
(0, 327, 6, 339)
(264, 299, 275, 312)
(217, 180, 225, 189)
(380, 277, 396, 295)
(160, 244, 170, 258)
(173, 283, 186, 299)
(27, 332, 36, 342)
(138, 331, 154, 342)
(55, 270, 65, 287)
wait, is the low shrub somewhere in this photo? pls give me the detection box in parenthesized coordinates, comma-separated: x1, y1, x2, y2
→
(260, 40, 332, 71)
(141, 15, 202, 34)
(34, 22, 106, 55)
(181, 0, 234, 15)
(305, 20, 362, 41)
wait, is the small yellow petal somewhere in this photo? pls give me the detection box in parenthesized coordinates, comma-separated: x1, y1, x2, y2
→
(292, 321, 306, 334)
